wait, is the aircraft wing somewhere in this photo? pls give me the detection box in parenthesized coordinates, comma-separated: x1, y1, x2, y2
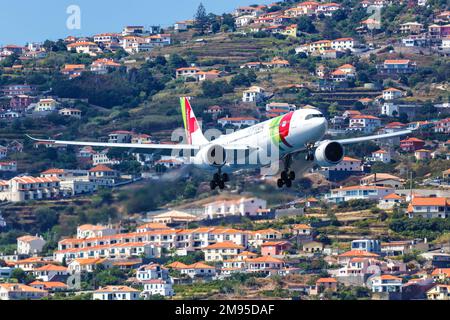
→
(26, 135, 259, 152)
(332, 129, 412, 145)
(26, 135, 200, 151)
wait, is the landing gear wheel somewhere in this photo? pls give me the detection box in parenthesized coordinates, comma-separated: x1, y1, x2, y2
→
(213, 173, 220, 182)
(285, 179, 292, 188)
(218, 180, 225, 190)
(210, 180, 217, 190)
(277, 179, 284, 188)
(289, 171, 296, 181)
(222, 173, 229, 182)
(281, 171, 288, 181)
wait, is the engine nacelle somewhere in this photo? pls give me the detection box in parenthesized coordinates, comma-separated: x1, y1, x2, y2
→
(199, 144, 227, 167)
(314, 141, 344, 167)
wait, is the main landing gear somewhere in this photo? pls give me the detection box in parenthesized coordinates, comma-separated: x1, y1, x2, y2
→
(277, 154, 296, 188)
(210, 169, 229, 190)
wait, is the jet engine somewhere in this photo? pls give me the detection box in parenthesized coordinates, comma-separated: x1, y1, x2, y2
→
(314, 141, 344, 167)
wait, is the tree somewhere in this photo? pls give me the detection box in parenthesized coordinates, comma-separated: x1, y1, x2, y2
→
(194, 3, 209, 34)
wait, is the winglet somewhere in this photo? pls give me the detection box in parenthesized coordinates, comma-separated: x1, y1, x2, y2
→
(25, 134, 53, 142)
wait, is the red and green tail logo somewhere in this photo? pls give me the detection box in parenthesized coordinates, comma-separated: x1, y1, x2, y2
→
(270, 112, 294, 151)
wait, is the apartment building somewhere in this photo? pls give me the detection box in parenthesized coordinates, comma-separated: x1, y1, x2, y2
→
(204, 197, 267, 219)
(0, 176, 60, 202)
(407, 197, 450, 218)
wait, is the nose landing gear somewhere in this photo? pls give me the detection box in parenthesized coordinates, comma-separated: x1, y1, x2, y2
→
(210, 169, 229, 190)
(277, 154, 296, 188)
(305, 143, 315, 161)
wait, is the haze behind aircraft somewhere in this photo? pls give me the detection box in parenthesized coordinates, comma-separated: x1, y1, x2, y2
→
(28, 97, 412, 190)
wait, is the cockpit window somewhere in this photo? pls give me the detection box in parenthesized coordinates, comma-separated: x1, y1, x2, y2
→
(305, 113, 324, 120)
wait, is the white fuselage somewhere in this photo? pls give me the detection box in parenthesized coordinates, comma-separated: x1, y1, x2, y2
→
(191, 109, 328, 173)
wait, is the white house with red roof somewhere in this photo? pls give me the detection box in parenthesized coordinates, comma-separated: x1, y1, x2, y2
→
(93, 286, 140, 300)
(204, 197, 267, 219)
(77, 224, 117, 239)
(370, 275, 403, 293)
(202, 242, 244, 262)
(17, 235, 46, 255)
(242, 86, 267, 103)
(348, 115, 381, 133)
(0, 283, 48, 300)
(0, 176, 61, 202)
(371, 149, 391, 163)
(88, 165, 118, 187)
(32, 264, 69, 282)
(407, 197, 450, 218)
(383, 87, 404, 100)
(326, 185, 395, 203)
(378, 193, 404, 209)
(66, 41, 101, 56)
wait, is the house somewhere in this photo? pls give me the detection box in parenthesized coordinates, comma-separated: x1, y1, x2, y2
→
(378, 193, 404, 209)
(314, 278, 338, 294)
(407, 197, 450, 218)
(17, 235, 46, 255)
(262, 57, 290, 69)
(93, 286, 140, 300)
(415, 149, 431, 161)
(218, 116, 258, 129)
(176, 67, 200, 80)
(122, 25, 147, 36)
(88, 165, 118, 187)
(371, 149, 391, 163)
(248, 229, 282, 247)
(0, 283, 48, 300)
(360, 173, 404, 188)
(337, 250, 380, 264)
(235, 15, 254, 27)
(61, 64, 86, 79)
(0, 161, 17, 172)
(1, 84, 35, 97)
(167, 261, 216, 278)
(77, 224, 116, 239)
(203, 242, 244, 262)
(399, 22, 423, 34)
(141, 279, 174, 297)
(68, 258, 110, 273)
(431, 268, 450, 282)
(150, 210, 198, 224)
(32, 264, 69, 282)
(245, 256, 284, 273)
(325, 156, 363, 172)
(351, 239, 381, 253)
(66, 41, 101, 56)
(204, 197, 267, 218)
(59, 108, 81, 118)
(348, 115, 381, 133)
(261, 241, 291, 256)
(0, 176, 61, 202)
(291, 224, 313, 242)
(29, 281, 68, 292)
(326, 185, 395, 203)
(174, 20, 193, 31)
(377, 59, 417, 75)
(428, 24, 450, 39)
(382, 88, 404, 100)
(242, 86, 267, 103)
(302, 241, 323, 253)
(427, 284, 450, 300)
(35, 98, 58, 112)
(108, 130, 133, 143)
(90, 58, 121, 74)
(400, 137, 425, 152)
(434, 118, 450, 134)
(370, 275, 403, 293)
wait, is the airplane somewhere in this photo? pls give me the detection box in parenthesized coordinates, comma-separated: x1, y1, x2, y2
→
(28, 97, 412, 190)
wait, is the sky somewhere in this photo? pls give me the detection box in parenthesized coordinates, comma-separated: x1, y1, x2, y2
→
(0, 0, 274, 45)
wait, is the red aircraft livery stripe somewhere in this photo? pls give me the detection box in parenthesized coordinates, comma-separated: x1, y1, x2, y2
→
(279, 112, 293, 148)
